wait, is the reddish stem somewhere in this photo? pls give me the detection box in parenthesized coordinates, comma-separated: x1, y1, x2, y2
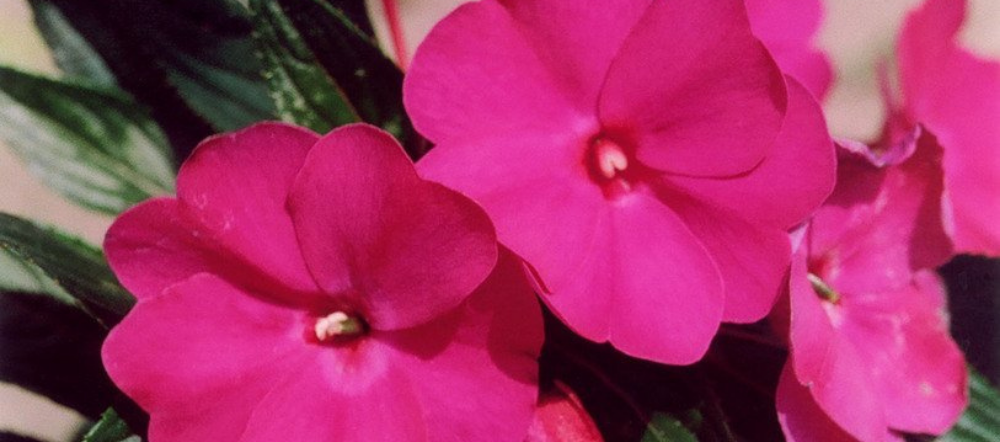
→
(381, 0, 409, 70)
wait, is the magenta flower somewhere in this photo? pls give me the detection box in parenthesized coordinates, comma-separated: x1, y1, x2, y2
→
(882, 0, 1000, 255)
(101, 123, 544, 441)
(745, 0, 833, 100)
(776, 138, 967, 441)
(405, 0, 836, 364)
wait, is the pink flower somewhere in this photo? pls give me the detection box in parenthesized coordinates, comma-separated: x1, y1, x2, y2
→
(101, 123, 544, 441)
(405, 0, 836, 364)
(884, 0, 1000, 255)
(744, 0, 833, 100)
(776, 138, 967, 441)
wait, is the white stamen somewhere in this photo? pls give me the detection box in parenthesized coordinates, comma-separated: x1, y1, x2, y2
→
(314, 311, 361, 341)
(595, 140, 629, 179)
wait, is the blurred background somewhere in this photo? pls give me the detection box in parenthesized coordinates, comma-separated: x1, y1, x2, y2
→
(0, 0, 997, 440)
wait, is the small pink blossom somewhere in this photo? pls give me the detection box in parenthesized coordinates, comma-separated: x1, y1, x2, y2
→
(405, 0, 836, 364)
(101, 123, 543, 441)
(885, 0, 1000, 255)
(776, 137, 967, 441)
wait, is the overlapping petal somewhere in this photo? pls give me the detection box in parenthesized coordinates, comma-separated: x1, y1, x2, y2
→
(102, 274, 306, 440)
(598, 0, 786, 177)
(174, 123, 320, 294)
(403, 0, 584, 144)
(288, 124, 497, 330)
(810, 135, 952, 294)
(669, 78, 836, 230)
(381, 251, 542, 442)
(745, 0, 833, 99)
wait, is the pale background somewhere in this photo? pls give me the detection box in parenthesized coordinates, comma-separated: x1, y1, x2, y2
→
(0, 0, 997, 440)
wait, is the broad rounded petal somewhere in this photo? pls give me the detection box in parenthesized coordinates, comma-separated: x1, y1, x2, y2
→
(789, 245, 902, 442)
(840, 271, 968, 434)
(495, 0, 652, 107)
(381, 251, 543, 442)
(666, 193, 790, 323)
(239, 353, 428, 442)
(599, 0, 786, 177)
(745, 0, 833, 99)
(176, 122, 320, 294)
(102, 274, 306, 439)
(811, 135, 953, 294)
(403, 0, 584, 145)
(670, 78, 836, 229)
(105, 198, 224, 299)
(289, 124, 497, 330)
(776, 363, 858, 442)
(926, 55, 1000, 255)
(606, 192, 725, 364)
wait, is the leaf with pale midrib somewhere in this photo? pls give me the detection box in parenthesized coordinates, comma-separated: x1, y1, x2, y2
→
(29, 0, 116, 87)
(0, 66, 174, 215)
(250, 0, 360, 133)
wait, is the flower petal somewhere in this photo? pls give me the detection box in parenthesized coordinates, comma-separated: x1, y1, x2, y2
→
(666, 192, 791, 323)
(670, 77, 836, 229)
(776, 363, 876, 442)
(495, 0, 652, 108)
(102, 273, 305, 439)
(811, 134, 952, 294)
(604, 192, 724, 364)
(104, 198, 223, 299)
(238, 352, 428, 442)
(176, 122, 320, 294)
(788, 248, 894, 442)
(745, 0, 832, 99)
(288, 124, 497, 330)
(840, 271, 967, 434)
(403, 0, 585, 145)
(598, 0, 786, 177)
(380, 250, 543, 442)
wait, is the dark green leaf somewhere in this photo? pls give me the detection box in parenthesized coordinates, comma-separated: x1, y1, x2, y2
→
(0, 291, 118, 419)
(250, 0, 360, 132)
(0, 432, 45, 442)
(42, 0, 277, 160)
(82, 409, 140, 442)
(643, 412, 699, 442)
(29, 0, 116, 87)
(275, 0, 426, 156)
(0, 213, 134, 325)
(322, 0, 375, 37)
(936, 370, 1000, 441)
(0, 67, 174, 214)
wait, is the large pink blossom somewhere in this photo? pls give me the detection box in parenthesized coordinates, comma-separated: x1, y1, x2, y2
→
(776, 136, 967, 441)
(101, 123, 543, 441)
(405, 0, 836, 364)
(886, 0, 1000, 255)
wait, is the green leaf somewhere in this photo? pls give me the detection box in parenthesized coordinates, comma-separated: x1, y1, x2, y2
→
(29, 0, 116, 87)
(82, 409, 139, 442)
(643, 412, 699, 442)
(0, 291, 119, 419)
(936, 370, 1000, 441)
(0, 213, 134, 325)
(249, 0, 360, 133)
(41, 0, 277, 160)
(0, 66, 175, 214)
(274, 0, 424, 155)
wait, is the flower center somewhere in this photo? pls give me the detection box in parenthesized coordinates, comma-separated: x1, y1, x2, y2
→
(586, 136, 636, 198)
(806, 272, 841, 304)
(314, 311, 366, 341)
(593, 138, 629, 179)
